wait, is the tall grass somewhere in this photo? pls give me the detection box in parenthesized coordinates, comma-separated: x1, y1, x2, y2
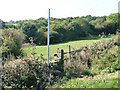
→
(50, 72, 118, 88)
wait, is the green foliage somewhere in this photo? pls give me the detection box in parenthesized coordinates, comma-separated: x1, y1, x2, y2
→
(81, 68, 94, 76)
(65, 68, 80, 79)
(2, 13, 119, 45)
(50, 72, 118, 88)
(1, 13, 119, 89)
(1, 35, 119, 89)
(0, 28, 25, 58)
(62, 78, 118, 88)
(63, 35, 118, 78)
(111, 58, 120, 71)
(2, 57, 49, 89)
(23, 35, 114, 58)
(0, 19, 6, 29)
(92, 45, 119, 74)
(35, 29, 46, 45)
(106, 13, 118, 24)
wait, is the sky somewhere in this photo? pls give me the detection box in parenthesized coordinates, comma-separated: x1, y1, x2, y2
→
(0, 0, 119, 21)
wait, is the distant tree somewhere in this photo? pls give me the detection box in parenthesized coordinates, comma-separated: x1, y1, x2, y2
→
(73, 19, 94, 37)
(0, 13, 118, 45)
(106, 13, 118, 24)
(0, 19, 5, 29)
(22, 23, 37, 43)
(51, 23, 67, 42)
(35, 29, 46, 45)
(66, 22, 81, 40)
(106, 13, 118, 34)
(50, 30, 60, 44)
(0, 19, 3, 29)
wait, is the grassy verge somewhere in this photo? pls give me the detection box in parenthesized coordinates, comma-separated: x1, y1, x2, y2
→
(50, 71, 119, 88)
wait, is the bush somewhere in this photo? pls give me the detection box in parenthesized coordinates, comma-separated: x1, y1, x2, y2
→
(111, 59, 120, 71)
(0, 28, 25, 58)
(91, 45, 118, 73)
(81, 68, 94, 76)
(2, 57, 49, 89)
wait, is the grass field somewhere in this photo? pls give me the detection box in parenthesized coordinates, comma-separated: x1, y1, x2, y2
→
(50, 71, 119, 88)
(23, 35, 116, 59)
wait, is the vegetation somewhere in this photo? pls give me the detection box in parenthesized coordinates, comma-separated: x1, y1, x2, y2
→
(0, 13, 119, 89)
(0, 28, 25, 59)
(50, 72, 118, 88)
(0, 13, 119, 45)
(1, 34, 119, 89)
(23, 34, 115, 58)
(2, 57, 50, 89)
(49, 44, 119, 88)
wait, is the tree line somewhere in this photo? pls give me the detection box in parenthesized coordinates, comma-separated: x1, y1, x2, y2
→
(0, 13, 119, 58)
(0, 13, 119, 45)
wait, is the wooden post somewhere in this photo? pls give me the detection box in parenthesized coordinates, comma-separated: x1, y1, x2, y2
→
(61, 49, 64, 60)
(69, 45, 71, 60)
(57, 48, 61, 59)
(60, 49, 64, 73)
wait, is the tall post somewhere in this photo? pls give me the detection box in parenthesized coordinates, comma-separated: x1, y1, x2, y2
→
(47, 9, 50, 66)
(69, 45, 71, 60)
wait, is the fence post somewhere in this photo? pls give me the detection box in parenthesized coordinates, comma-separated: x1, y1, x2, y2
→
(61, 49, 64, 60)
(57, 48, 61, 59)
(69, 45, 71, 60)
(59, 49, 64, 73)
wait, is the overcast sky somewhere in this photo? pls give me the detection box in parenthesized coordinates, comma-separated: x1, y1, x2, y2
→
(0, 0, 119, 21)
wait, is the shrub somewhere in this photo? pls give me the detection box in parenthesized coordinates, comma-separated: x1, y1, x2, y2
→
(111, 59, 120, 71)
(2, 57, 49, 89)
(0, 28, 25, 58)
(81, 68, 94, 76)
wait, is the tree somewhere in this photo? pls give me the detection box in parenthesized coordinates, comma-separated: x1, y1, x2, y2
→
(22, 23, 37, 43)
(0, 13, 118, 45)
(106, 13, 118, 34)
(66, 21, 81, 40)
(0, 19, 5, 29)
(106, 13, 118, 24)
(35, 29, 46, 45)
(1, 28, 25, 58)
(51, 22, 67, 42)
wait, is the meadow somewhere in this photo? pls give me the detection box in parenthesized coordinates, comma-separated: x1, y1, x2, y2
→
(23, 35, 115, 59)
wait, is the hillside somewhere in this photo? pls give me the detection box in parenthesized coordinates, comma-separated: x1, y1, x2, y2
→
(0, 13, 119, 89)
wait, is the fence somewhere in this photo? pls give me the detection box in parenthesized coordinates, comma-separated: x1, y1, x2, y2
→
(52, 36, 118, 71)
(54, 45, 92, 69)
